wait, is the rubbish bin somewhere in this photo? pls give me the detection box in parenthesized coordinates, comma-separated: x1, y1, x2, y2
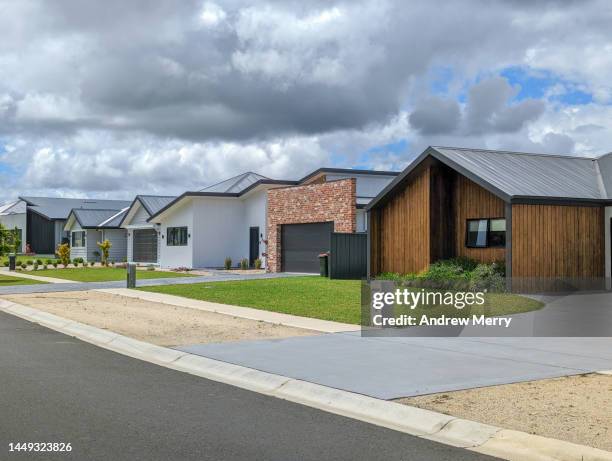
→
(127, 263, 136, 288)
(318, 253, 329, 277)
(8, 254, 16, 271)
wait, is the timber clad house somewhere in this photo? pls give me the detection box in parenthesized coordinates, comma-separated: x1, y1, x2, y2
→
(367, 146, 612, 290)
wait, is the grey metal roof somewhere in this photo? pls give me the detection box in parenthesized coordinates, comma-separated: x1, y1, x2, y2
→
(137, 195, 176, 215)
(20, 196, 132, 220)
(0, 200, 26, 215)
(200, 172, 270, 193)
(368, 146, 612, 210)
(98, 208, 129, 228)
(71, 209, 125, 228)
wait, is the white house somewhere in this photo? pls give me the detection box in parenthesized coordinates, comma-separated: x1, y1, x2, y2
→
(119, 195, 175, 265)
(149, 169, 398, 270)
(64, 208, 129, 262)
(0, 200, 27, 253)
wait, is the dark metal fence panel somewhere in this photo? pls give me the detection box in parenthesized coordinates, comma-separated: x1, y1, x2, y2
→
(329, 233, 367, 279)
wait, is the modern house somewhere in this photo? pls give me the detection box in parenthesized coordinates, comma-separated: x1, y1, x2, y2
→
(64, 208, 129, 262)
(119, 195, 176, 264)
(18, 196, 132, 254)
(148, 168, 399, 271)
(0, 200, 27, 252)
(367, 146, 612, 290)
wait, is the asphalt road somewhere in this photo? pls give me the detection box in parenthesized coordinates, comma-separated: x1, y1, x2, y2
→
(0, 311, 499, 461)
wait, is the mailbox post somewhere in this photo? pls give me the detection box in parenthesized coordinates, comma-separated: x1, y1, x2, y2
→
(127, 263, 136, 288)
(8, 254, 16, 271)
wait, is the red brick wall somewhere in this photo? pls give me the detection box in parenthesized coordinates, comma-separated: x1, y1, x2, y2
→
(266, 179, 356, 272)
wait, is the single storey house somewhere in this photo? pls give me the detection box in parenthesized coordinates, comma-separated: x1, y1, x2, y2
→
(148, 168, 398, 271)
(119, 195, 176, 264)
(64, 208, 129, 262)
(18, 196, 131, 254)
(0, 200, 27, 252)
(367, 146, 612, 290)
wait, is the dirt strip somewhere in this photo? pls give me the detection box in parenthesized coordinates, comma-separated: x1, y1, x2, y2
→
(399, 373, 612, 452)
(3, 291, 317, 347)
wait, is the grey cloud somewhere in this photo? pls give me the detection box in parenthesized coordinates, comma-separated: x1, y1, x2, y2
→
(409, 97, 460, 135)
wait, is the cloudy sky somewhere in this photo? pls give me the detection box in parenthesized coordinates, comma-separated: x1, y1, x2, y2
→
(1, 0, 611, 202)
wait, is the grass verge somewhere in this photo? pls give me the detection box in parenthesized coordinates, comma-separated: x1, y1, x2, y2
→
(138, 276, 543, 325)
(0, 274, 46, 286)
(31, 267, 195, 283)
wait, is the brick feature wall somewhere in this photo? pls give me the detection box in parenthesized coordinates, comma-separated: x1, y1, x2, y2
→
(267, 178, 356, 272)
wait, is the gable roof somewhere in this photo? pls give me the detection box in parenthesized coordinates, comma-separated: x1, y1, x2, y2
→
(298, 167, 399, 184)
(0, 200, 27, 215)
(367, 146, 612, 210)
(67, 208, 129, 230)
(20, 196, 132, 220)
(119, 195, 177, 227)
(200, 172, 270, 194)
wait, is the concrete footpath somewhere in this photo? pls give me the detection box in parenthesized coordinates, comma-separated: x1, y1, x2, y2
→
(1, 298, 610, 461)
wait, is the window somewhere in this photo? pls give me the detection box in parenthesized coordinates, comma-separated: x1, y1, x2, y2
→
(71, 231, 86, 248)
(167, 227, 188, 246)
(466, 218, 506, 248)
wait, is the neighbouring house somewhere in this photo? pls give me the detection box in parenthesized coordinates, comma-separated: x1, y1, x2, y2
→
(18, 196, 132, 254)
(64, 208, 129, 262)
(367, 146, 612, 291)
(148, 169, 398, 271)
(119, 195, 176, 264)
(0, 200, 27, 253)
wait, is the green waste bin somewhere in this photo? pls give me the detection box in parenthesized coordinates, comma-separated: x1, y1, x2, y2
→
(318, 253, 329, 277)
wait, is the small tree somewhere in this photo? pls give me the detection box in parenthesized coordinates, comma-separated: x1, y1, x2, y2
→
(0, 223, 9, 257)
(56, 243, 71, 267)
(97, 239, 112, 266)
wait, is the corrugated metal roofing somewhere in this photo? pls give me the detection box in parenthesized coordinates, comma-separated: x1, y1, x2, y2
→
(368, 146, 612, 210)
(431, 147, 602, 200)
(200, 172, 269, 193)
(0, 200, 26, 215)
(98, 208, 129, 228)
(21, 196, 132, 220)
(72, 209, 124, 228)
(138, 195, 176, 215)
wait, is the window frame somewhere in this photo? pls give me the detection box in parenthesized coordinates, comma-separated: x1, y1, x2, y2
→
(71, 230, 86, 248)
(167, 226, 188, 246)
(465, 217, 506, 249)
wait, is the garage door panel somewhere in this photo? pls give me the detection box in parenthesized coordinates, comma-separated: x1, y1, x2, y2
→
(281, 222, 333, 273)
(133, 229, 158, 263)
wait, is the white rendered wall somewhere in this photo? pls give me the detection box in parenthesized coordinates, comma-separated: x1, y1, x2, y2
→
(158, 200, 194, 268)
(192, 197, 246, 268)
(243, 189, 268, 266)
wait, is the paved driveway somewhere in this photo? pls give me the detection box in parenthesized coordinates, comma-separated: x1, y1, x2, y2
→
(178, 334, 612, 399)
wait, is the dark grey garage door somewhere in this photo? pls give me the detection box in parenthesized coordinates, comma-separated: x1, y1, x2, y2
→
(281, 222, 333, 273)
(133, 229, 158, 263)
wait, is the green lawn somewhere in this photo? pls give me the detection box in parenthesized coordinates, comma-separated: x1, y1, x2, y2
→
(0, 273, 46, 286)
(138, 276, 544, 325)
(31, 267, 195, 283)
(1, 254, 56, 266)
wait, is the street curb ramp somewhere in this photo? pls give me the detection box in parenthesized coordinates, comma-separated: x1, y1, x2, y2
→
(1, 299, 611, 461)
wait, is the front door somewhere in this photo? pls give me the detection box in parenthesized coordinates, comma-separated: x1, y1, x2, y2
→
(249, 227, 259, 267)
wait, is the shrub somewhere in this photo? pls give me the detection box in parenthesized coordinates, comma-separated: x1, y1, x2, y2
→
(239, 258, 249, 270)
(52, 262, 58, 268)
(89, 261, 95, 267)
(56, 243, 71, 267)
(43, 264, 48, 270)
(224, 257, 232, 270)
(2, 261, 8, 267)
(254, 258, 262, 269)
(45, 259, 52, 264)
(469, 262, 506, 292)
(33, 262, 39, 270)
(146, 265, 156, 271)
(26, 260, 33, 266)
(96, 240, 112, 266)
(20, 262, 27, 269)
(36, 258, 43, 265)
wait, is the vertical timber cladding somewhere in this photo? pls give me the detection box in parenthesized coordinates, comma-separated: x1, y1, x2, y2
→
(512, 204, 604, 278)
(454, 175, 506, 263)
(371, 164, 431, 274)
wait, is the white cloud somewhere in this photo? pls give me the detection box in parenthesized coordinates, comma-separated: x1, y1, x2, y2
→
(199, 2, 227, 27)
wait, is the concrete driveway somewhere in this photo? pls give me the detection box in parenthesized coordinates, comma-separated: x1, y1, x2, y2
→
(178, 334, 612, 399)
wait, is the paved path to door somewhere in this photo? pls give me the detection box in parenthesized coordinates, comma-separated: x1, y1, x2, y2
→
(178, 333, 612, 399)
(0, 270, 307, 295)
